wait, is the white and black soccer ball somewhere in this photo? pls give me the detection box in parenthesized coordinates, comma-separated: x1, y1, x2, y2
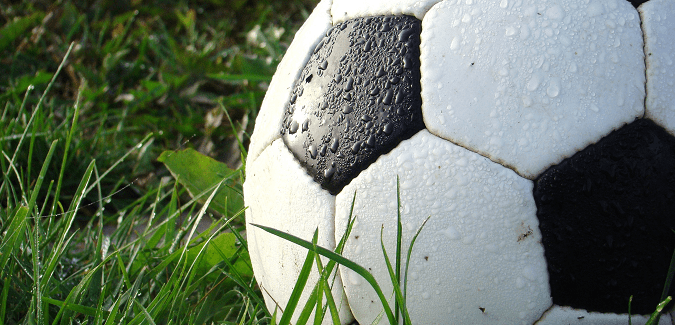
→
(243, 0, 675, 324)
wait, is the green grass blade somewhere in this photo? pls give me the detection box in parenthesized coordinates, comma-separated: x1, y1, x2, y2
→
(30, 204, 43, 324)
(134, 300, 157, 325)
(1, 274, 9, 323)
(395, 176, 403, 323)
(207, 73, 272, 83)
(0, 206, 28, 274)
(5, 43, 73, 185)
(313, 247, 340, 325)
(646, 296, 672, 325)
(278, 229, 318, 325)
(660, 246, 675, 302)
(0, 12, 43, 52)
(120, 268, 146, 324)
(379, 226, 412, 325)
(404, 216, 430, 303)
(253, 223, 397, 325)
(40, 159, 95, 290)
(291, 197, 359, 325)
(312, 233, 324, 325)
(50, 81, 84, 217)
(1, 138, 57, 277)
(42, 297, 100, 317)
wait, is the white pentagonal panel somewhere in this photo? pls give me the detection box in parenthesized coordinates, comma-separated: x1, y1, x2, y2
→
(534, 305, 673, 325)
(641, 0, 675, 136)
(335, 131, 550, 325)
(244, 139, 353, 325)
(247, 0, 332, 165)
(420, 0, 645, 178)
(330, 0, 442, 24)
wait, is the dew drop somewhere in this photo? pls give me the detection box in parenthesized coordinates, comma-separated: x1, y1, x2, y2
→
(547, 78, 561, 98)
(440, 227, 461, 240)
(367, 134, 376, 147)
(383, 89, 394, 105)
(383, 122, 394, 135)
(527, 75, 541, 91)
(344, 77, 354, 91)
(289, 121, 299, 134)
(330, 138, 339, 153)
(450, 36, 461, 51)
(351, 141, 362, 154)
(324, 166, 336, 179)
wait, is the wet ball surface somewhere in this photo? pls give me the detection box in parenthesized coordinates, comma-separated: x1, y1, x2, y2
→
(281, 15, 425, 194)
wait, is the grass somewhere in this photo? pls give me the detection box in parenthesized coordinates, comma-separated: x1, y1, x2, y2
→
(0, 0, 316, 323)
(1, 0, 674, 324)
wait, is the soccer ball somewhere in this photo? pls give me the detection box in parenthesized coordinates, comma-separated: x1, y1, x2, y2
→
(243, 0, 675, 324)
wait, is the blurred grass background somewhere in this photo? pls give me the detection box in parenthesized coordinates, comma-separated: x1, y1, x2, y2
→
(0, 0, 318, 323)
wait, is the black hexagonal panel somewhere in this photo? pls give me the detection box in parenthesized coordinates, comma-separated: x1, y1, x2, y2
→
(534, 118, 675, 314)
(629, 0, 649, 8)
(280, 15, 424, 195)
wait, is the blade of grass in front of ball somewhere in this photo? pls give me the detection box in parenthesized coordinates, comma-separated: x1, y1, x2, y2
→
(380, 226, 412, 325)
(660, 244, 675, 302)
(312, 241, 341, 325)
(404, 216, 430, 304)
(252, 223, 397, 325)
(646, 244, 675, 325)
(312, 233, 325, 325)
(395, 176, 403, 325)
(296, 199, 358, 325)
(645, 296, 672, 325)
(278, 229, 318, 325)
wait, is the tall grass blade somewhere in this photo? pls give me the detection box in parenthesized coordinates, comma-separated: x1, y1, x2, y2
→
(660, 246, 675, 303)
(395, 176, 403, 324)
(0, 206, 28, 274)
(404, 216, 430, 303)
(5, 43, 73, 183)
(379, 226, 412, 325)
(40, 160, 95, 289)
(50, 81, 84, 216)
(645, 296, 672, 325)
(252, 223, 397, 325)
(30, 204, 42, 324)
(295, 193, 358, 325)
(278, 229, 318, 325)
(41, 297, 99, 317)
(313, 248, 340, 325)
(1, 139, 57, 275)
(134, 300, 157, 325)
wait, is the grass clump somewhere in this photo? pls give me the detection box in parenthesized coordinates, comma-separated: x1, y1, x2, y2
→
(1, 0, 317, 323)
